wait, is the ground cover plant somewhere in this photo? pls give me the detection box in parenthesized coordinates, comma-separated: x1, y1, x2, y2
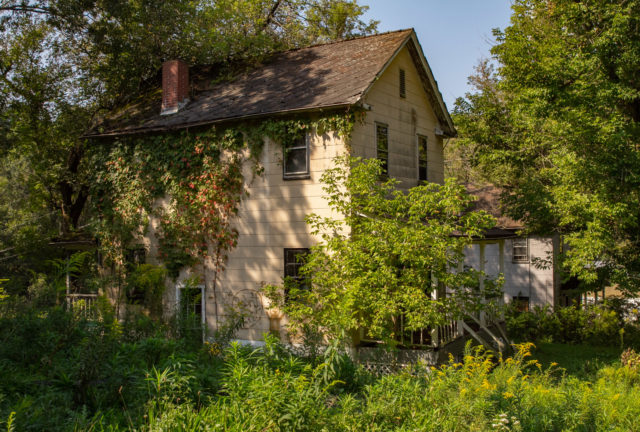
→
(3, 299, 640, 431)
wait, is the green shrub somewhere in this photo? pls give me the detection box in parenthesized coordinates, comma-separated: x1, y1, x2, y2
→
(507, 303, 629, 347)
(4, 302, 640, 431)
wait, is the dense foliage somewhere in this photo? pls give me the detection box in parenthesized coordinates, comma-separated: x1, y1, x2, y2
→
(454, 0, 640, 294)
(2, 299, 640, 431)
(506, 300, 640, 349)
(0, 0, 375, 293)
(266, 156, 499, 345)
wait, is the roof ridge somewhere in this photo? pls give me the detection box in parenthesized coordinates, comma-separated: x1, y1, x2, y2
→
(278, 28, 414, 55)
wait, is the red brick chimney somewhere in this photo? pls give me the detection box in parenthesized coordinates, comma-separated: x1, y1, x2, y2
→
(161, 59, 189, 115)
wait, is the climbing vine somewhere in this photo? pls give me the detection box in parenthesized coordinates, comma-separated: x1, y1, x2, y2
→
(89, 111, 357, 288)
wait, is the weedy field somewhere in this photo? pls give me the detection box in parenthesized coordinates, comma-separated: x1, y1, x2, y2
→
(2, 303, 640, 431)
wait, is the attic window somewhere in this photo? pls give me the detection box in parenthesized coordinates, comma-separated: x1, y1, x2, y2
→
(399, 69, 406, 98)
(283, 134, 309, 179)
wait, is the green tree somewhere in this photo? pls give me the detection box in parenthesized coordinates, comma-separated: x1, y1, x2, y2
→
(0, 0, 376, 287)
(266, 156, 499, 345)
(455, 0, 640, 294)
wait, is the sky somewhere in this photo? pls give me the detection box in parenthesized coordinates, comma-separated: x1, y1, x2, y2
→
(361, 0, 513, 110)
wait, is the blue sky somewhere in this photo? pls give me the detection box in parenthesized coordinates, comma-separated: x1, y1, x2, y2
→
(362, 0, 513, 111)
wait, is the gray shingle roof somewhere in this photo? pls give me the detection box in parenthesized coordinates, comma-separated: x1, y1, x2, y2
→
(87, 29, 453, 137)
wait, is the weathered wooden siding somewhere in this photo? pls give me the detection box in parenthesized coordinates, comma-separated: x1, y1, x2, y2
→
(143, 44, 449, 343)
(351, 47, 445, 187)
(463, 236, 558, 309)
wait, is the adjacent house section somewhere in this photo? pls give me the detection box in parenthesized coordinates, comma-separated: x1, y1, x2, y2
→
(464, 184, 561, 310)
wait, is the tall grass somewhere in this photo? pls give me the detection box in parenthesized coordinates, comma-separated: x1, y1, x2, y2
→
(2, 304, 640, 431)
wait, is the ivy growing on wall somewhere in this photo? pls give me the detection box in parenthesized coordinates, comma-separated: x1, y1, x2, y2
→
(88, 112, 357, 295)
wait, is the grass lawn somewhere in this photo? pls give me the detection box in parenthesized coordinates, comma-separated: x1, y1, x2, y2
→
(531, 341, 622, 378)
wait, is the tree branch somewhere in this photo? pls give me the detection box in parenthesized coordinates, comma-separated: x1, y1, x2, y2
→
(259, 0, 283, 32)
(0, 1, 50, 15)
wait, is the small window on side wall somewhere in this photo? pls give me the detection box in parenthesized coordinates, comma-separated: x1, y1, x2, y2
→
(376, 123, 389, 176)
(399, 68, 406, 98)
(283, 134, 309, 179)
(417, 135, 428, 182)
(512, 237, 529, 263)
(284, 248, 310, 297)
(513, 295, 530, 312)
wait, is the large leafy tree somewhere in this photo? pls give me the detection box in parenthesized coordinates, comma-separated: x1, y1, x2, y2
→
(0, 0, 377, 289)
(455, 0, 640, 294)
(266, 157, 499, 345)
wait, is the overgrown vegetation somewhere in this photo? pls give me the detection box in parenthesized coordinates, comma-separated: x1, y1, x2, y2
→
(2, 297, 640, 431)
(266, 156, 500, 346)
(506, 301, 640, 348)
(0, 0, 374, 292)
(454, 0, 640, 293)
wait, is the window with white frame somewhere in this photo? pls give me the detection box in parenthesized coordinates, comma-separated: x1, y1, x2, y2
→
(512, 237, 529, 263)
(283, 134, 309, 179)
(376, 123, 389, 176)
(417, 135, 428, 182)
(177, 284, 205, 324)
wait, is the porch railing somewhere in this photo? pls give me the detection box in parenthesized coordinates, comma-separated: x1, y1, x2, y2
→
(362, 317, 465, 349)
(66, 293, 98, 317)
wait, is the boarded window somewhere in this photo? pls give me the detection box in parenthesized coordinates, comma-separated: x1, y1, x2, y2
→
(512, 237, 529, 263)
(399, 68, 406, 98)
(418, 135, 428, 182)
(376, 123, 389, 176)
(283, 135, 309, 178)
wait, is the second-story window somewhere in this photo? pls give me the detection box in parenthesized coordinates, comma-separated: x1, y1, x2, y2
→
(399, 68, 406, 98)
(418, 135, 428, 182)
(376, 123, 389, 176)
(283, 134, 309, 179)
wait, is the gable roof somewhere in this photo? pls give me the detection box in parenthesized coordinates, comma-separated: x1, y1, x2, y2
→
(466, 183, 523, 231)
(86, 29, 455, 138)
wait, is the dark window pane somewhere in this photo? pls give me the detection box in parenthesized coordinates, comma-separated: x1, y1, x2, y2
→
(399, 69, 406, 98)
(181, 288, 202, 317)
(419, 166, 427, 182)
(284, 248, 310, 295)
(418, 135, 428, 181)
(284, 148, 307, 175)
(376, 124, 388, 175)
(513, 296, 530, 312)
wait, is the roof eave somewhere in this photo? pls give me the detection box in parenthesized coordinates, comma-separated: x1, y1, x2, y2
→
(83, 102, 357, 139)
(407, 32, 456, 137)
